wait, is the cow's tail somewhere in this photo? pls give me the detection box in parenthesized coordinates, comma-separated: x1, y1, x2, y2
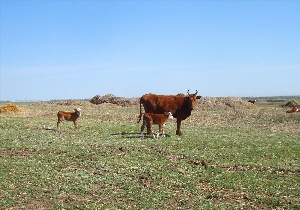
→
(137, 99, 143, 123)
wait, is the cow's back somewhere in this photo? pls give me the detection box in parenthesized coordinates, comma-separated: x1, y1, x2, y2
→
(141, 94, 185, 116)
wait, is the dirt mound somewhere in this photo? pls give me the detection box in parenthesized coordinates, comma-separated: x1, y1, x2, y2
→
(50, 100, 92, 106)
(282, 100, 299, 108)
(89, 95, 254, 109)
(0, 103, 21, 113)
(90, 94, 139, 107)
(199, 97, 256, 109)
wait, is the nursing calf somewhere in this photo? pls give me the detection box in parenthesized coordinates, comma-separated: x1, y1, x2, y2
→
(57, 108, 81, 129)
(140, 112, 173, 138)
(139, 90, 201, 135)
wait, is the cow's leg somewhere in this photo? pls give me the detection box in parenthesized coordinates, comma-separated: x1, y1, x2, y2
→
(176, 119, 182, 135)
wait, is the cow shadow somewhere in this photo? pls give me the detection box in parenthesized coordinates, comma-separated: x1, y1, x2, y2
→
(44, 128, 56, 131)
(140, 133, 172, 139)
(111, 132, 141, 139)
(111, 132, 172, 139)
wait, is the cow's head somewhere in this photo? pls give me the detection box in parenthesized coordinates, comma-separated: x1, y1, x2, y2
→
(186, 90, 202, 110)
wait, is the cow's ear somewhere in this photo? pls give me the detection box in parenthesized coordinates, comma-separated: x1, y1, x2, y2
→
(196, 96, 202, 99)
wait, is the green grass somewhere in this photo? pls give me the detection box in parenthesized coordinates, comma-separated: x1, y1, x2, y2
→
(0, 103, 299, 209)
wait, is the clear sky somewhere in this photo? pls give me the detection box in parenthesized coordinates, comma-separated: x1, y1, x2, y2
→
(1, 0, 299, 101)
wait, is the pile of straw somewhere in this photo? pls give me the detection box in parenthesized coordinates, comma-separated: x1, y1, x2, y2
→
(0, 103, 21, 113)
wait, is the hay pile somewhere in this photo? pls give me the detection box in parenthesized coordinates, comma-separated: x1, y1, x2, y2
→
(90, 94, 139, 106)
(0, 103, 21, 113)
(282, 100, 299, 108)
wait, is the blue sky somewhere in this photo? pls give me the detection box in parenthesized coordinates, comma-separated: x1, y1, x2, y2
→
(1, 0, 299, 101)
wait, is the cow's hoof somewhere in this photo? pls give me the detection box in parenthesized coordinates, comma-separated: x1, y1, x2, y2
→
(176, 130, 182, 135)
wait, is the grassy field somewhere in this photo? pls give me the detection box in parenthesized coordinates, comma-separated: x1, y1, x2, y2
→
(0, 99, 299, 209)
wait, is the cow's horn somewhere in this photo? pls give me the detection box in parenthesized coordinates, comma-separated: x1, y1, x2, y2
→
(187, 89, 190, 95)
(195, 90, 198, 95)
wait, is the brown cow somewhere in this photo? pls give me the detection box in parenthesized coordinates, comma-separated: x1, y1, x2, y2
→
(138, 90, 201, 135)
(57, 108, 81, 129)
(286, 106, 299, 113)
(140, 112, 173, 138)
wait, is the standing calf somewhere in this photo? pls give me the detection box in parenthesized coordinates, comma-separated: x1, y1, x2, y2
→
(140, 112, 173, 138)
(57, 108, 81, 129)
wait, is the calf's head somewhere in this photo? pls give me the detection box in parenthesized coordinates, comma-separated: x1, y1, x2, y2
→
(164, 112, 174, 120)
(75, 108, 81, 116)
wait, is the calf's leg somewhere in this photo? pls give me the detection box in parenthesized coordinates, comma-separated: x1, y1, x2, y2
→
(57, 117, 63, 129)
(157, 123, 164, 138)
(140, 121, 146, 138)
(146, 121, 155, 138)
(74, 120, 78, 129)
(161, 123, 166, 137)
